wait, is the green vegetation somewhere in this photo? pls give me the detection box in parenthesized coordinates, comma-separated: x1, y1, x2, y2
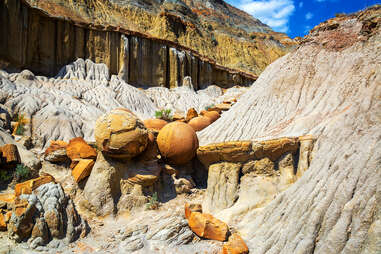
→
(14, 113, 26, 135)
(15, 164, 31, 180)
(155, 109, 172, 121)
(205, 104, 215, 111)
(145, 192, 159, 210)
(0, 170, 12, 182)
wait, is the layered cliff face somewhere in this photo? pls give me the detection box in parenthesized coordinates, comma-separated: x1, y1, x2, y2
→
(3, 0, 294, 77)
(0, 0, 256, 89)
(198, 6, 381, 253)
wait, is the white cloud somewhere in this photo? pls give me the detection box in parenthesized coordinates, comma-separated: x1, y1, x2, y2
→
(305, 12, 313, 20)
(299, 2, 303, 7)
(238, 0, 295, 33)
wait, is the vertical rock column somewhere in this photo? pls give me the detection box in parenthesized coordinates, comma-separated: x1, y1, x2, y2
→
(119, 34, 129, 82)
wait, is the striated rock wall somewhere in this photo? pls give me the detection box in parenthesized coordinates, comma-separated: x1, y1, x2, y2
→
(0, 0, 255, 89)
(197, 7, 381, 253)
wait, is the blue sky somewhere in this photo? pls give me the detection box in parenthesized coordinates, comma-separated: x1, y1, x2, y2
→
(225, 0, 381, 38)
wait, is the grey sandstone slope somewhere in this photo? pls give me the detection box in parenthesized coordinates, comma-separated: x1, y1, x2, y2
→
(198, 10, 381, 254)
(0, 58, 246, 150)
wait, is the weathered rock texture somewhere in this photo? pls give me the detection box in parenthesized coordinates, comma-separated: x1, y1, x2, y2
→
(198, 7, 381, 253)
(6, 182, 87, 250)
(198, 137, 311, 217)
(0, 58, 246, 150)
(0, 0, 257, 89)
(0, 0, 295, 77)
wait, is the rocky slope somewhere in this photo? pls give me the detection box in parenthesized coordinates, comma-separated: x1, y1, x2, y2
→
(0, 0, 294, 78)
(198, 6, 381, 253)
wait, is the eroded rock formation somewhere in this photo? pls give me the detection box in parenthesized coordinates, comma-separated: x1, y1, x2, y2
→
(197, 7, 381, 253)
(0, 0, 295, 76)
(0, 0, 256, 89)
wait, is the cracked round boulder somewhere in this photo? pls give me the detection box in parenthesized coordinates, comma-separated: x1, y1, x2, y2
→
(157, 122, 198, 165)
(95, 108, 149, 159)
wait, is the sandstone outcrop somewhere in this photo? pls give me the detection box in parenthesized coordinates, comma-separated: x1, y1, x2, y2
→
(95, 108, 148, 159)
(157, 122, 199, 165)
(196, 7, 381, 253)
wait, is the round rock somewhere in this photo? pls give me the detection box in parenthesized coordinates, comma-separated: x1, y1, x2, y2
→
(95, 108, 148, 159)
(188, 116, 212, 132)
(157, 122, 198, 165)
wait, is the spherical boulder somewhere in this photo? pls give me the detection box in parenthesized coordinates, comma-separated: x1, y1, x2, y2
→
(157, 122, 198, 165)
(188, 116, 212, 132)
(95, 108, 148, 159)
(143, 119, 168, 131)
(201, 110, 220, 123)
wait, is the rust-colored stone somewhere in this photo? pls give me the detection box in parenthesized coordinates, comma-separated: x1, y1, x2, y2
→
(71, 159, 95, 183)
(1, 144, 20, 164)
(188, 116, 212, 132)
(66, 137, 97, 161)
(15, 175, 55, 197)
(144, 119, 168, 131)
(221, 233, 249, 254)
(201, 110, 220, 123)
(157, 122, 199, 165)
(0, 193, 16, 206)
(0, 213, 6, 231)
(188, 212, 229, 241)
(44, 140, 69, 162)
(186, 108, 198, 122)
(185, 203, 202, 220)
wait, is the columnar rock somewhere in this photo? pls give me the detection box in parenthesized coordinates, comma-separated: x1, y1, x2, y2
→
(157, 122, 199, 165)
(82, 152, 126, 216)
(95, 108, 148, 159)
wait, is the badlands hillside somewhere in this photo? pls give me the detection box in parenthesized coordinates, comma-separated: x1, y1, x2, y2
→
(0, 2, 380, 254)
(0, 0, 294, 77)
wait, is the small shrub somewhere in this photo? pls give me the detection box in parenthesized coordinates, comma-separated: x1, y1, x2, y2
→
(155, 109, 172, 121)
(0, 170, 12, 182)
(15, 164, 31, 180)
(205, 104, 215, 111)
(14, 113, 25, 135)
(250, 34, 257, 40)
(146, 192, 159, 210)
